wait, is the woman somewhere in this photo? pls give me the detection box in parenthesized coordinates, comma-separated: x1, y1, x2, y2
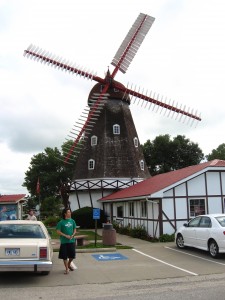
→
(56, 208, 76, 274)
(27, 209, 37, 221)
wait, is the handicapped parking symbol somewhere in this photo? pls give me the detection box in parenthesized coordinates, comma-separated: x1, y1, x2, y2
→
(92, 253, 128, 261)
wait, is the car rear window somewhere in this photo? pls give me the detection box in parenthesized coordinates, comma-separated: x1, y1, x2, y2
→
(215, 216, 225, 227)
(0, 224, 46, 239)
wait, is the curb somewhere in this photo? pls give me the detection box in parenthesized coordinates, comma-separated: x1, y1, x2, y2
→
(77, 247, 116, 253)
(53, 247, 116, 253)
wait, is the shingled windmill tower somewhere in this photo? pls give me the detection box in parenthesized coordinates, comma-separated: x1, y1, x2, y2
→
(24, 13, 201, 211)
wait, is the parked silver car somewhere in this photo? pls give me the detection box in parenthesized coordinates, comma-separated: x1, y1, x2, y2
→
(0, 220, 53, 274)
(175, 214, 225, 258)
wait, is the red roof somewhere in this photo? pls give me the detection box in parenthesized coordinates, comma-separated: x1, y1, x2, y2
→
(0, 194, 26, 203)
(100, 160, 225, 201)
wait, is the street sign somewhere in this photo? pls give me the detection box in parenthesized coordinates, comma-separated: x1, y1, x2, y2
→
(93, 208, 100, 246)
(92, 253, 128, 261)
(93, 208, 100, 220)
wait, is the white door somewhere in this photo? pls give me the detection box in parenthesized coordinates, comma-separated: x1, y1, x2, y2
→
(183, 216, 201, 247)
(195, 216, 211, 249)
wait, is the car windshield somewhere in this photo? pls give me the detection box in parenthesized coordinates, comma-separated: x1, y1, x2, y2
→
(215, 216, 225, 227)
(0, 224, 46, 239)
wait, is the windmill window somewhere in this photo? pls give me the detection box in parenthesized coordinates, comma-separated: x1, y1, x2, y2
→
(113, 124, 120, 135)
(114, 88, 119, 92)
(91, 135, 98, 146)
(88, 159, 95, 170)
(133, 137, 138, 147)
(139, 160, 144, 170)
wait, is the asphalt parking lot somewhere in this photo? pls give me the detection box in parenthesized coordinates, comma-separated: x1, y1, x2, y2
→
(1, 234, 225, 288)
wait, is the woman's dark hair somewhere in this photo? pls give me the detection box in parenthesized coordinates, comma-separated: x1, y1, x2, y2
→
(62, 208, 71, 219)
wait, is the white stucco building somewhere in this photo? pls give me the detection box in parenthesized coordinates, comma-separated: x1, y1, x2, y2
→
(99, 160, 225, 237)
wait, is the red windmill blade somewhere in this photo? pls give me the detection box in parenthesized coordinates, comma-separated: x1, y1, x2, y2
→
(24, 13, 201, 165)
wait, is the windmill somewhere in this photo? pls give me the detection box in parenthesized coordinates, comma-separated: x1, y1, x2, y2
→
(24, 13, 201, 211)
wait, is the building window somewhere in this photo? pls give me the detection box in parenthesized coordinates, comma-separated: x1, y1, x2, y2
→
(117, 206, 123, 218)
(133, 137, 138, 148)
(113, 124, 120, 135)
(114, 88, 119, 92)
(139, 160, 144, 171)
(189, 198, 206, 217)
(88, 159, 95, 170)
(91, 135, 97, 146)
(141, 201, 147, 218)
(129, 202, 134, 217)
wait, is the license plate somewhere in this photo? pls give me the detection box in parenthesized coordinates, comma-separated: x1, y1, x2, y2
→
(5, 248, 20, 256)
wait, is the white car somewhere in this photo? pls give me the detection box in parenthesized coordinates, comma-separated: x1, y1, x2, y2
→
(0, 220, 53, 275)
(175, 214, 225, 258)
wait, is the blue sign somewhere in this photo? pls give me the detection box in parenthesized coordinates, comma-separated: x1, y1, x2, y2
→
(93, 208, 100, 220)
(92, 253, 128, 261)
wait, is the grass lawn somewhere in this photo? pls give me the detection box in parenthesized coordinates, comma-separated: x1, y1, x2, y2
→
(48, 227, 102, 240)
(78, 243, 132, 250)
(48, 227, 132, 250)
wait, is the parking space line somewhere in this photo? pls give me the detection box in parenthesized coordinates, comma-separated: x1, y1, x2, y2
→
(165, 246, 225, 266)
(132, 249, 198, 276)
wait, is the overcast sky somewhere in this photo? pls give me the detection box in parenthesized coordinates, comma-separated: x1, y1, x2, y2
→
(1, 0, 225, 195)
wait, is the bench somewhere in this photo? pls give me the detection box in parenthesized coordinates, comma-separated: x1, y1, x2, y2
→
(75, 235, 88, 246)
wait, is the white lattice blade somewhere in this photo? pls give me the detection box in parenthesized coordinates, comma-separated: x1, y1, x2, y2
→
(24, 45, 98, 81)
(127, 80, 201, 124)
(111, 13, 155, 74)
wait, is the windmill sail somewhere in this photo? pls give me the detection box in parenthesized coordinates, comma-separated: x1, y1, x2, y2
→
(111, 13, 155, 75)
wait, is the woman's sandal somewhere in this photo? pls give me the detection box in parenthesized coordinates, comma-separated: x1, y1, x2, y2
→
(68, 266, 74, 271)
(64, 269, 69, 274)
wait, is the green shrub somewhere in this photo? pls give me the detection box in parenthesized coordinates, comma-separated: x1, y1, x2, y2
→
(71, 207, 106, 229)
(130, 225, 148, 239)
(112, 221, 120, 232)
(113, 223, 159, 242)
(43, 216, 60, 227)
(118, 225, 131, 235)
(158, 233, 175, 242)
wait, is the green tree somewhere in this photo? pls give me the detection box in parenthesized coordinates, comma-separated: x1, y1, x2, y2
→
(40, 196, 62, 218)
(206, 143, 225, 161)
(141, 139, 153, 171)
(142, 135, 173, 175)
(142, 134, 204, 175)
(23, 140, 75, 215)
(172, 135, 204, 170)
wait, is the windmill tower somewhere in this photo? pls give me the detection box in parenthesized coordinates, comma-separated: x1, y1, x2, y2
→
(24, 13, 201, 211)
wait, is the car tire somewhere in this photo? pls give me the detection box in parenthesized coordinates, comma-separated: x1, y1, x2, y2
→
(209, 240, 219, 258)
(176, 234, 185, 249)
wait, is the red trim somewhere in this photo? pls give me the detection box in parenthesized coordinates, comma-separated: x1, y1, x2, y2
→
(0, 194, 26, 203)
(100, 160, 225, 201)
